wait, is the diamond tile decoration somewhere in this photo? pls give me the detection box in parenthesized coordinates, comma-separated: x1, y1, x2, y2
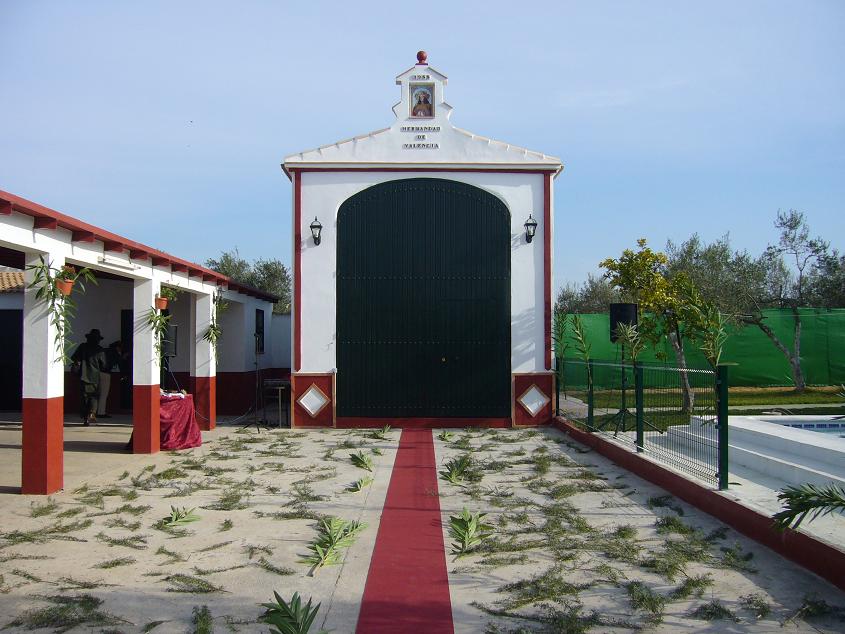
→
(297, 384, 330, 418)
(518, 384, 550, 418)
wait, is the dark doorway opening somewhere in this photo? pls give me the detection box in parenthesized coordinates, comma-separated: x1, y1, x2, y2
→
(336, 178, 511, 419)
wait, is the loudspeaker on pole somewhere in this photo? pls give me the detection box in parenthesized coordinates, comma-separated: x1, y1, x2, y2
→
(609, 303, 638, 343)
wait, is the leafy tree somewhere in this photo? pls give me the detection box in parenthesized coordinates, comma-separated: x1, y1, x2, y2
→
(600, 239, 717, 411)
(809, 250, 845, 308)
(665, 218, 834, 392)
(206, 249, 292, 315)
(740, 211, 828, 392)
(555, 274, 625, 315)
(665, 234, 763, 316)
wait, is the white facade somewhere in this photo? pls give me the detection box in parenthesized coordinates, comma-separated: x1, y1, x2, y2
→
(295, 170, 548, 373)
(285, 56, 562, 377)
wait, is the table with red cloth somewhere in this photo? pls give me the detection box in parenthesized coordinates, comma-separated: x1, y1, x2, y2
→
(160, 393, 202, 450)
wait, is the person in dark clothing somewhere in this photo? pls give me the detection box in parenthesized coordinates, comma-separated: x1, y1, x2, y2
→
(97, 340, 126, 418)
(71, 329, 109, 426)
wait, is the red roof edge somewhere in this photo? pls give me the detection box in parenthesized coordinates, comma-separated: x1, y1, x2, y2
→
(0, 190, 279, 303)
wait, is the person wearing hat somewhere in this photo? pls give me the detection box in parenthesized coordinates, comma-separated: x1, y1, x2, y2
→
(71, 329, 109, 426)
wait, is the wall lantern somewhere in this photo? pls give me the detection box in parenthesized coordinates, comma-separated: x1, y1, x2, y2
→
(524, 214, 538, 243)
(310, 217, 323, 245)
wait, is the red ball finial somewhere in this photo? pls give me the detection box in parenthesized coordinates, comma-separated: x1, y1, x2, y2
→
(416, 50, 428, 64)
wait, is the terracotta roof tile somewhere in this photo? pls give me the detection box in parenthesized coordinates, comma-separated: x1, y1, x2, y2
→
(0, 271, 24, 293)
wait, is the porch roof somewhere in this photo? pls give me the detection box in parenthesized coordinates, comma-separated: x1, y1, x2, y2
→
(0, 190, 278, 302)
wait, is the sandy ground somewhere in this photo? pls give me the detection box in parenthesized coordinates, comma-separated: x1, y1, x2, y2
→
(433, 427, 845, 633)
(1, 424, 844, 633)
(0, 424, 399, 633)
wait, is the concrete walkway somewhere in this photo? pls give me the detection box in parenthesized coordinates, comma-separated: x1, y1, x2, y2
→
(0, 413, 136, 494)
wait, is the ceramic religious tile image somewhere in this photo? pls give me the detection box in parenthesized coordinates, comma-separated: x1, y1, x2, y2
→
(410, 83, 434, 118)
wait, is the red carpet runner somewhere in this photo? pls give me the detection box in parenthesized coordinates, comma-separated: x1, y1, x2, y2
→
(356, 429, 454, 633)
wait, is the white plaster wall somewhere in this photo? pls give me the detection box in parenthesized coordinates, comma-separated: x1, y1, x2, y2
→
(216, 294, 275, 373)
(297, 171, 547, 374)
(166, 293, 191, 373)
(68, 278, 133, 355)
(0, 293, 23, 309)
(271, 313, 292, 369)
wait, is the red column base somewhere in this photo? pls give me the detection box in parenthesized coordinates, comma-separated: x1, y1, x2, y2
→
(133, 384, 160, 453)
(194, 376, 216, 431)
(21, 397, 64, 495)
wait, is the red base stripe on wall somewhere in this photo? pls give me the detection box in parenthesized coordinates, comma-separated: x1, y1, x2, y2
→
(555, 418, 845, 592)
(132, 385, 160, 454)
(337, 417, 509, 429)
(21, 397, 64, 495)
(356, 429, 453, 633)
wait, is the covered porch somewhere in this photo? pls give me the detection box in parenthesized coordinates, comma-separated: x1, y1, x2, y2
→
(0, 190, 233, 494)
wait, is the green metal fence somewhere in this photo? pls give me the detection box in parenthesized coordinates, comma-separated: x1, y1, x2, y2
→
(557, 358, 729, 489)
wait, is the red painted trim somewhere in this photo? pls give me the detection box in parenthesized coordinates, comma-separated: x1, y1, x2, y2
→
(33, 216, 57, 230)
(202, 273, 217, 282)
(72, 230, 95, 243)
(512, 373, 554, 427)
(291, 373, 333, 427)
(170, 263, 188, 273)
(554, 418, 845, 593)
(290, 167, 559, 174)
(129, 249, 149, 260)
(103, 241, 124, 252)
(336, 417, 510, 429)
(543, 172, 552, 371)
(194, 376, 216, 431)
(293, 172, 302, 372)
(21, 397, 64, 495)
(132, 384, 160, 453)
(0, 190, 279, 303)
(356, 429, 454, 633)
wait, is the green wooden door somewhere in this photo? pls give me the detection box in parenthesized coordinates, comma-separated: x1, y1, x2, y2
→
(336, 178, 511, 418)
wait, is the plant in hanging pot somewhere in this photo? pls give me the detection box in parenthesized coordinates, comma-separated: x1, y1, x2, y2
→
(202, 292, 226, 356)
(146, 307, 172, 364)
(156, 286, 181, 310)
(26, 256, 97, 363)
(55, 265, 77, 296)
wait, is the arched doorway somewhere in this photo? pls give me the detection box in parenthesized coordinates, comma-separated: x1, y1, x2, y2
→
(336, 178, 511, 420)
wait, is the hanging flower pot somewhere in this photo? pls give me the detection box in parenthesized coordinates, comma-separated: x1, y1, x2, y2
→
(56, 279, 75, 296)
(155, 295, 169, 310)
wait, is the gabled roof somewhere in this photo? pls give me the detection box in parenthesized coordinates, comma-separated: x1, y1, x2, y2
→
(283, 54, 562, 178)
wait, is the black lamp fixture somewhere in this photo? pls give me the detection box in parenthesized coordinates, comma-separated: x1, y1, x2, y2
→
(524, 213, 538, 243)
(310, 217, 323, 245)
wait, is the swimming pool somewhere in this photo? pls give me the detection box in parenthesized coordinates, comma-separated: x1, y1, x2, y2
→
(757, 415, 845, 437)
(724, 415, 845, 488)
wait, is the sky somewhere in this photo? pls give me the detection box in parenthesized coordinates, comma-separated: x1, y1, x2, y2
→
(1, 1, 843, 289)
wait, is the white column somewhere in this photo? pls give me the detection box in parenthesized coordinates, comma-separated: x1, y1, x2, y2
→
(132, 278, 160, 386)
(194, 292, 216, 379)
(21, 250, 66, 494)
(132, 278, 161, 453)
(193, 291, 217, 429)
(22, 252, 66, 400)
(188, 294, 197, 379)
